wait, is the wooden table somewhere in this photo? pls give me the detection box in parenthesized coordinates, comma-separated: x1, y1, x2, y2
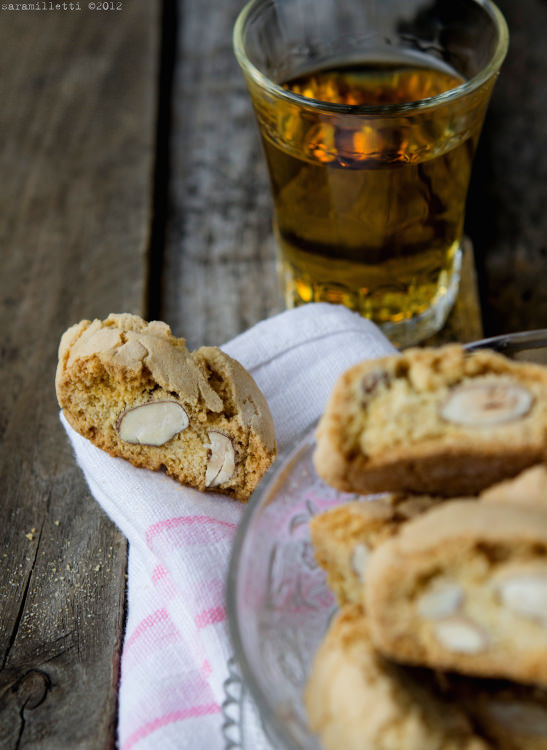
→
(0, 0, 545, 746)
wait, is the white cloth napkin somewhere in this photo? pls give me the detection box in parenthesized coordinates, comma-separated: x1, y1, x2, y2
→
(60, 303, 396, 750)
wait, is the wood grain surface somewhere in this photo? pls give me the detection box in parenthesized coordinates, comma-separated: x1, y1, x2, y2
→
(0, 2, 159, 747)
(161, 0, 280, 348)
(458, 0, 547, 335)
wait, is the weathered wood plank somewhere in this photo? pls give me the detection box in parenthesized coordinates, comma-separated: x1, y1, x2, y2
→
(466, 0, 547, 336)
(0, 3, 159, 747)
(162, 0, 281, 348)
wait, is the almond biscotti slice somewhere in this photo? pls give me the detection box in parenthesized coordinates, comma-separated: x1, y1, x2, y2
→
(309, 493, 438, 605)
(365, 500, 547, 687)
(305, 604, 491, 750)
(314, 344, 547, 496)
(56, 314, 276, 501)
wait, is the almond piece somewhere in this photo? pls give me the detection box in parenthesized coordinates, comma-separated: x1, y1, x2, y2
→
(433, 616, 488, 653)
(417, 581, 463, 620)
(440, 380, 533, 427)
(205, 431, 236, 488)
(497, 573, 547, 626)
(361, 370, 390, 397)
(351, 543, 370, 582)
(117, 401, 189, 445)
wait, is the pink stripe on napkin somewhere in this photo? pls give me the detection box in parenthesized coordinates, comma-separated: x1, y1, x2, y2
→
(195, 605, 227, 629)
(146, 515, 237, 548)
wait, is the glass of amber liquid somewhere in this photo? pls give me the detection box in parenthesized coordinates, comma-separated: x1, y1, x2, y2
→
(234, 0, 508, 347)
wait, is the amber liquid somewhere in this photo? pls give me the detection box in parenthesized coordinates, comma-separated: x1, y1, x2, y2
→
(260, 57, 481, 344)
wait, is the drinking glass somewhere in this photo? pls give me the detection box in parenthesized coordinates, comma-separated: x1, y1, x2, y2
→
(234, 0, 509, 347)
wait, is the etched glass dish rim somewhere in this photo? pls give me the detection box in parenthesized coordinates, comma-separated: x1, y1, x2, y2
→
(226, 420, 319, 750)
(226, 328, 547, 750)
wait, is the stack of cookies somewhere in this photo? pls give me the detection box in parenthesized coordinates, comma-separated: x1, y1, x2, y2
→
(305, 345, 547, 750)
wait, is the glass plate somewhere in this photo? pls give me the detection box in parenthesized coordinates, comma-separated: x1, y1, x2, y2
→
(223, 329, 547, 750)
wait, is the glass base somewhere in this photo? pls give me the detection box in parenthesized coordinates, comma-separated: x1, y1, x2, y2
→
(379, 247, 462, 348)
(278, 244, 462, 350)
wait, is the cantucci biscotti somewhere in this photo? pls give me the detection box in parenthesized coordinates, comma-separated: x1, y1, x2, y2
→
(56, 314, 276, 501)
(309, 493, 439, 605)
(480, 463, 547, 510)
(305, 604, 491, 750)
(314, 345, 547, 496)
(364, 500, 547, 687)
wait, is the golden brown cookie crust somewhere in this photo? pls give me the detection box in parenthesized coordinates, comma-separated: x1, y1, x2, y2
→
(480, 464, 547, 510)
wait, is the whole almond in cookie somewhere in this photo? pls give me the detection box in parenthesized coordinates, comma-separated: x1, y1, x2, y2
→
(56, 313, 277, 501)
(315, 344, 547, 496)
(364, 500, 547, 687)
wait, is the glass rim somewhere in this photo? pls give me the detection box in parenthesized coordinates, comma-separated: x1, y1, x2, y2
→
(233, 0, 509, 116)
